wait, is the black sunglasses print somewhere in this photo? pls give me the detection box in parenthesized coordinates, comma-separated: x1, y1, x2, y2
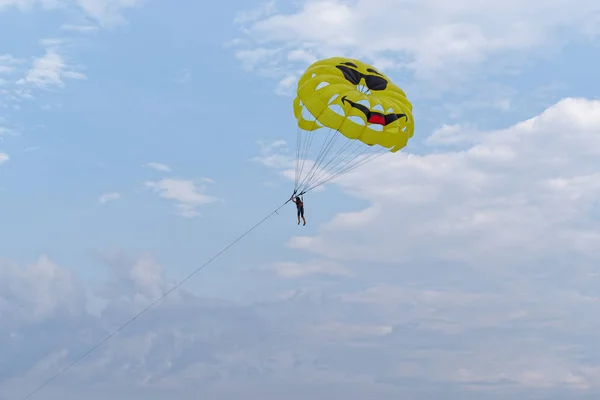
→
(335, 62, 388, 91)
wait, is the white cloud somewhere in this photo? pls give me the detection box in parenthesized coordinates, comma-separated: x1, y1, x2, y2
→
(0, 0, 59, 11)
(286, 48, 317, 64)
(17, 49, 86, 89)
(0, 152, 8, 164)
(233, 1, 276, 25)
(60, 24, 99, 32)
(267, 259, 353, 278)
(0, 0, 142, 26)
(144, 162, 171, 172)
(3, 252, 600, 398)
(320, 204, 381, 231)
(146, 178, 214, 204)
(274, 74, 298, 96)
(145, 178, 216, 217)
(40, 102, 62, 110)
(0, 0, 141, 25)
(426, 123, 482, 146)
(272, 97, 600, 271)
(174, 203, 200, 218)
(252, 139, 294, 169)
(232, 0, 600, 89)
(234, 48, 280, 73)
(0, 54, 21, 75)
(98, 192, 120, 203)
(97, 252, 171, 306)
(0, 123, 18, 136)
(5, 21, 141, 131)
(0, 255, 84, 322)
(74, 0, 142, 26)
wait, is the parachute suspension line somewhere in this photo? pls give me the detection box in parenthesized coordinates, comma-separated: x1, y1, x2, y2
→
(303, 150, 379, 194)
(302, 131, 372, 184)
(294, 123, 389, 194)
(294, 116, 310, 190)
(296, 120, 391, 194)
(294, 105, 348, 194)
(294, 105, 331, 193)
(301, 144, 361, 191)
(294, 123, 302, 189)
(296, 126, 329, 192)
(298, 133, 355, 192)
(314, 138, 383, 183)
(18, 198, 292, 400)
(295, 120, 317, 190)
(298, 121, 339, 190)
(296, 126, 341, 193)
(304, 150, 387, 194)
(323, 148, 385, 186)
(293, 93, 393, 195)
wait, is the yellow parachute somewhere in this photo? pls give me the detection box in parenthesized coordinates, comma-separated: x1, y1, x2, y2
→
(291, 56, 414, 195)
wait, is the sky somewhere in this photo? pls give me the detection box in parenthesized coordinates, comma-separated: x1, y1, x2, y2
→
(2, 0, 600, 399)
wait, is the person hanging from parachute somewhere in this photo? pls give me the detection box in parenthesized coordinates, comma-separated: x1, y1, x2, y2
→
(290, 193, 306, 225)
(288, 56, 414, 225)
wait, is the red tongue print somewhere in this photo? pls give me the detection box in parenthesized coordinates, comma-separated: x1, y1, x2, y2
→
(368, 114, 385, 125)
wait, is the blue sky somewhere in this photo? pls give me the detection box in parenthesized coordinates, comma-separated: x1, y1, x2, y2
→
(2, 0, 600, 399)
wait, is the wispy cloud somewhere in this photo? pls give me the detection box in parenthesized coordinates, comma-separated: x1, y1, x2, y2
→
(144, 162, 171, 172)
(60, 24, 99, 33)
(1, 0, 144, 26)
(233, 1, 276, 25)
(145, 178, 216, 217)
(17, 49, 86, 89)
(267, 259, 354, 278)
(232, 0, 600, 91)
(0, 152, 9, 164)
(98, 192, 120, 203)
(75, 0, 144, 26)
(0, 124, 19, 136)
(252, 139, 294, 169)
(0, 54, 21, 75)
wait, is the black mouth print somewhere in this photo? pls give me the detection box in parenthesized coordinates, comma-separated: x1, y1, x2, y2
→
(336, 62, 388, 91)
(341, 96, 407, 126)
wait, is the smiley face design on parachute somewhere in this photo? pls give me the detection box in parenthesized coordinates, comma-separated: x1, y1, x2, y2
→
(335, 61, 407, 126)
(293, 56, 414, 152)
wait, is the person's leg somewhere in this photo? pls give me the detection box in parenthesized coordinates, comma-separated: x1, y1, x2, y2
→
(297, 209, 301, 224)
(301, 208, 306, 225)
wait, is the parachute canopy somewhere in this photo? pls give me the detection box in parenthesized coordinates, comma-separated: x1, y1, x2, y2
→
(291, 56, 414, 195)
